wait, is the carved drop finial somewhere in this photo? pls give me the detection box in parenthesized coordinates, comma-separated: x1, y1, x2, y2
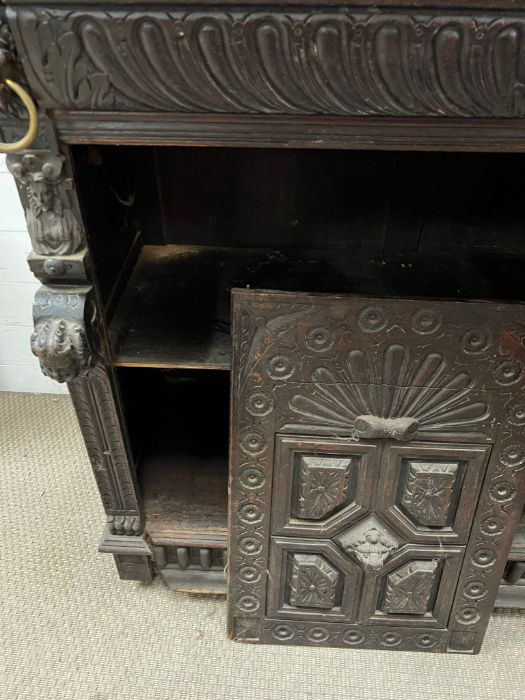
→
(7, 152, 83, 256)
(30, 317, 90, 383)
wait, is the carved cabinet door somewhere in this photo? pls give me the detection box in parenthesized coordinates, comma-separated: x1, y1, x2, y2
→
(228, 290, 525, 654)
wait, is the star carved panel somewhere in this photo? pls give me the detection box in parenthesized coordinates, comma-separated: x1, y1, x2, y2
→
(289, 554, 340, 609)
(382, 561, 439, 615)
(402, 461, 459, 527)
(295, 456, 351, 520)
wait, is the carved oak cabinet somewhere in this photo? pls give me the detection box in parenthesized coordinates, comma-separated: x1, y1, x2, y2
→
(1, 0, 525, 655)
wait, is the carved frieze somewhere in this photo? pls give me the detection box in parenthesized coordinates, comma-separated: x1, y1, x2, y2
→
(9, 8, 525, 118)
(7, 152, 83, 256)
(383, 560, 438, 615)
(31, 285, 91, 383)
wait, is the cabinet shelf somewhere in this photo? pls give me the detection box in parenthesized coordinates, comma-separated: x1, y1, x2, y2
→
(140, 449, 228, 547)
(110, 244, 525, 371)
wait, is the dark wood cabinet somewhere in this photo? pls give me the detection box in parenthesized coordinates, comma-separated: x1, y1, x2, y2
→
(1, 0, 525, 655)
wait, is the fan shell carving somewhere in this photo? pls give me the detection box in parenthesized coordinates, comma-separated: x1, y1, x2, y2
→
(289, 343, 490, 440)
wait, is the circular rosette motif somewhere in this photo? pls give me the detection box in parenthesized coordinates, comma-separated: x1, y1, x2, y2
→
(239, 465, 265, 490)
(494, 359, 523, 386)
(499, 443, 525, 471)
(380, 631, 402, 647)
(415, 633, 438, 650)
(463, 580, 488, 600)
(238, 501, 264, 524)
(271, 624, 295, 641)
(411, 308, 443, 335)
(239, 536, 262, 556)
(342, 629, 366, 646)
(461, 328, 492, 355)
(240, 429, 267, 456)
(507, 401, 525, 427)
(238, 564, 261, 584)
(305, 327, 336, 352)
(480, 515, 505, 536)
(237, 594, 260, 613)
(456, 606, 481, 626)
(490, 480, 517, 503)
(306, 626, 329, 643)
(472, 547, 497, 569)
(358, 305, 389, 333)
(265, 354, 296, 381)
(245, 391, 274, 418)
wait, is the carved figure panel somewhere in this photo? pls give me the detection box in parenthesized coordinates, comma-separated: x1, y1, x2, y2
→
(7, 152, 83, 256)
(289, 554, 340, 609)
(382, 560, 439, 615)
(296, 456, 350, 520)
(11, 8, 525, 118)
(229, 290, 525, 653)
(402, 461, 459, 527)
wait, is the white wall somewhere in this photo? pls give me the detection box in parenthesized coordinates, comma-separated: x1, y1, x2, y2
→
(0, 154, 68, 393)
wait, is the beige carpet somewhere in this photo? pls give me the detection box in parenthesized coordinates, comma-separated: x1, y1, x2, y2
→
(1, 392, 524, 700)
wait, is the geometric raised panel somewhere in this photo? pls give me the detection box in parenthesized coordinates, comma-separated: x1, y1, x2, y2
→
(336, 515, 402, 571)
(289, 554, 340, 609)
(382, 560, 439, 615)
(295, 456, 351, 520)
(402, 461, 459, 527)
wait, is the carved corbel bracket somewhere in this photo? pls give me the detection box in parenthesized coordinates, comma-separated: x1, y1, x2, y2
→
(31, 285, 92, 383)
(6, 151, 84, 256)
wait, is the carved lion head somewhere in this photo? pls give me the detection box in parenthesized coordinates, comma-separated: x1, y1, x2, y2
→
(30, 318, 90, 383)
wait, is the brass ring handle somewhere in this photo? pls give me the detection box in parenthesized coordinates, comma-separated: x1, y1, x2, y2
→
(0, 79, 38, 154)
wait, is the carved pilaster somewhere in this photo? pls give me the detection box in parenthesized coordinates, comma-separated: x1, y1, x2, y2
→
(4, 134, 150, 580)
(68, 361, 142, 535)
